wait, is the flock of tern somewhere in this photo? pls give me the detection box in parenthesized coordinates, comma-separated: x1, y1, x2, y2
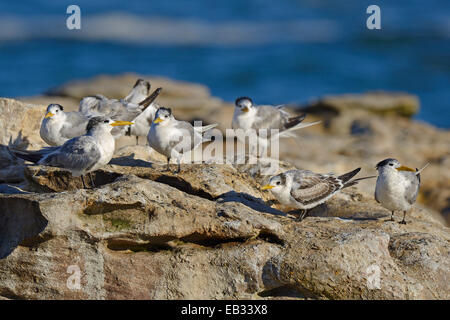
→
(9, 78, 428, 224)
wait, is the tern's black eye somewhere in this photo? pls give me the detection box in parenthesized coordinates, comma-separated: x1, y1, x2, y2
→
(276, 181, 281, 185)
(389, 163, 394, 166)
(104, 120, 109, 123)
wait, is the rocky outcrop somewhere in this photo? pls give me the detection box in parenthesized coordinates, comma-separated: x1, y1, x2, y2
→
(1, 74, 449, 299)
(0, 166, 448, 299)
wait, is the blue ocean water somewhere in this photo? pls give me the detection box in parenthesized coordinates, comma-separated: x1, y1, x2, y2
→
(0, 0, 449, 128)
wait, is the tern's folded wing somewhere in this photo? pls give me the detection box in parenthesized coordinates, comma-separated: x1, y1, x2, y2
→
(40, 136, 101, 172)
(252, 106, 285, 131)
(290, 171, 342, 206)
(403, 172, 420, 205)
(60, 112, 89, 138)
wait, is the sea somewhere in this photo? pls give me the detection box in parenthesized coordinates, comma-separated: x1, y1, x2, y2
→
(0, 0, 448, 128)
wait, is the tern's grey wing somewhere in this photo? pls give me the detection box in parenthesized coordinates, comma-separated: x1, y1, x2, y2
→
(171, 121, 201, 152)
(60, 112, 89, 138)
(289, 170, 342, 206)
(103, 100, 141, 121)
(402, 171, 420, 205)
(40, 136, 101, 172)
(252, 106, 287, 131)
(79, 96, 102, 115)
(374, 177, 381, 203)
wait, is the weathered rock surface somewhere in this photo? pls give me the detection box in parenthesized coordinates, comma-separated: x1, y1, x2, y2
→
(0, 168, 448, 299)
(1, 73, 449, 300)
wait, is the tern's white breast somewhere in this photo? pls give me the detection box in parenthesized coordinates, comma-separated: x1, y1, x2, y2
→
(93, 132, 115, 170)
(40, 118, 67, 146)
(375, 171, 412, 211)
(148, 124, 182, 158)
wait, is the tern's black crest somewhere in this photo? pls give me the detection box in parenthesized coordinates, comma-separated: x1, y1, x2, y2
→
(86, 116, 109, 132)
(235, 96, 253, 106)
(48, 103, 64, 111)
(157, 107, 172, 115)
(134, 79, 150, 91)
(376, 158, 398, 169)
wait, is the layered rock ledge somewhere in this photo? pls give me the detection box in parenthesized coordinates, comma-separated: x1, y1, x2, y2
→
(0, 74, 449, 299)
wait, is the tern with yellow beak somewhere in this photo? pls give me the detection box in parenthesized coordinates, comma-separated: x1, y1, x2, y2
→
(232, 96, 321, 157)
(262, 168, 375, 220)
(40, 103, 90, 146)
(12, 117, 132, 189)
(375, 158, 429, 224)
(148, 107, 217, 173)
(40, 84, 161, 146)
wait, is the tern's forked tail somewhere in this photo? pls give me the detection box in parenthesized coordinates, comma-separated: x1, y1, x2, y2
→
(8, 147, 52, 164)
(278, 120, 322, 138)
(338, 167, 376, 188)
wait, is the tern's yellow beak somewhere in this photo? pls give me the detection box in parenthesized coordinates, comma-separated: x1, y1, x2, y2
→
(396, 166, 415, 172)
(111, 121, 133, 127)
(153, 117, 163, 124)
(242, 107, 249, 113)
(45, 112, 54, 118)
(261, 184, 274, 190)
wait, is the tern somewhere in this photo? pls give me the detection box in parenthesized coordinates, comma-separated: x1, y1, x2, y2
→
(375, 158, 429, 224)
(232, 97, 321, 156)
(12, 117, 132, 189)
(148, 107, 217, 173)
(262, 168, 375, 220)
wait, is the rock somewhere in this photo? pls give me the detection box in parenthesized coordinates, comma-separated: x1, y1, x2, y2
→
(0, 173, 448, 299)
(0, 98, 47, 182)
(302, 91, 420, 118)
(22, 164, 275, 206)
(1, 73, 449, 300)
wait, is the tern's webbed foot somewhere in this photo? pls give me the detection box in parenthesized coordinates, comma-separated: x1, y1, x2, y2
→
(399, 220, 407, 225)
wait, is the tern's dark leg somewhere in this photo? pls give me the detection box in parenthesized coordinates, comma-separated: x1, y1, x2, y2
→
(136, 136, 139, 146)
(300, 209, 308, 221)
(80, 176, 87, 189)
(296, 209, 308, 221)
(163, 157, 170, 171)
(88, 172, 95, 188)
(399, 211, 407, 224)
(175, 159, 181, 174)
(390, 211, 395, 221)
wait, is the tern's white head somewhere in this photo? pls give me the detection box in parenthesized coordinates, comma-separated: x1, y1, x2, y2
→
(261, 173, 289, 196)
(376, 158, 416, 174)
(44, 104, 65, 121)
(152, 107, 174, 127)
(86, 116, 133, 134)
(235, 97, 254, 113)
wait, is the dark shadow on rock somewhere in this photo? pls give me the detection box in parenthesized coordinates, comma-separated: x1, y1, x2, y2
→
(0, 197, 48, 259)
(109, 155, 153, 168)
(287, 203, 384, 221)
(216, 191, 286, 216)
(339, 211, 387, 221)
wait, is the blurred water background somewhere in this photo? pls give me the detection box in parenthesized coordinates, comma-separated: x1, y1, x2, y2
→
(0, 0, 448, 127)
